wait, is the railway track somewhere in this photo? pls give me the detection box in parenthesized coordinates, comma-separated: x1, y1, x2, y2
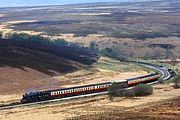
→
(0, 92, 108, 110)
(0, 62, 174, 111)
(139, 62, 172, 83)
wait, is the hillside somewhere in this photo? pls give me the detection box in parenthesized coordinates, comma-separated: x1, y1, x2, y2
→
(0, 56, 148, 102)
(0, 33, 99, 75)
(0, 33, 100, 94)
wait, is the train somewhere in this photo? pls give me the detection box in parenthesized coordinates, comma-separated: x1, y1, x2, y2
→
(168, 69, 176, 78)
(21, 72, 161, 103)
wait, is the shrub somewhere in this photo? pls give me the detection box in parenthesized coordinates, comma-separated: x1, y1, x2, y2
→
(99, 48, 128, 62)
(122, 89, 135, 97)
(174, 83, 180, 89)
(108, 83, 121, 97)
(108, 83, 153, 99)
(173, 74, 180, 83)
(133, 84, 153, 96)
(173, 74, 180, 89)
(108, 82, 134, 98)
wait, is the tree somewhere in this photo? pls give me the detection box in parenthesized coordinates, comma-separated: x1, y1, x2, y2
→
(100, 48, 127, 61)
(173, 74, 180, 89)
(8, 32, 29, 42)
(152, 50, 161, 59)
(89, 41, 99, 52)
(143, 51, 151, 60)
(171, 54, 177, 70)
(53, 39, 69, 46)
(7, 33, 70, 46)
(108, 82, 122, 97)
(108, 81, 128, 100)
(0, 31, 2, 39)
(166, 49, 173, 59)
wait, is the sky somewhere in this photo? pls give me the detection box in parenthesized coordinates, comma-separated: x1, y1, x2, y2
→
(0, 0, 156, 8)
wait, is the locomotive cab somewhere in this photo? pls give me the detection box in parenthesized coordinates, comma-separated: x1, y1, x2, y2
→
(21, 95, 27, 103)
(21, 92, 40, 103)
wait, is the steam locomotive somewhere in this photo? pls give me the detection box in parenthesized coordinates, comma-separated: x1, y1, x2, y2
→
(21, 73, 161, 103)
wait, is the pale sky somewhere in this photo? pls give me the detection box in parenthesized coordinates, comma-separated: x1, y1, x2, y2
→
(0, 0, 156, 7)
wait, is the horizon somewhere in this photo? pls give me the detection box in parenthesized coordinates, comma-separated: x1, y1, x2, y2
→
(0, 0, 159, 8)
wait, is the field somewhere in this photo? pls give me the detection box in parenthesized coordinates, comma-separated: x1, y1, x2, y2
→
(0, 0, 180, 59)
(0, 84, 179, 120)
(74, 98, 180, 120)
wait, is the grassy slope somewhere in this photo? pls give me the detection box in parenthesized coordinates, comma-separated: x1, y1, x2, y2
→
(95, 57, 153, 73)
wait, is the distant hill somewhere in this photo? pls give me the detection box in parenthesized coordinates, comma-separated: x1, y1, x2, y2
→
(0, 0, 179, 59)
